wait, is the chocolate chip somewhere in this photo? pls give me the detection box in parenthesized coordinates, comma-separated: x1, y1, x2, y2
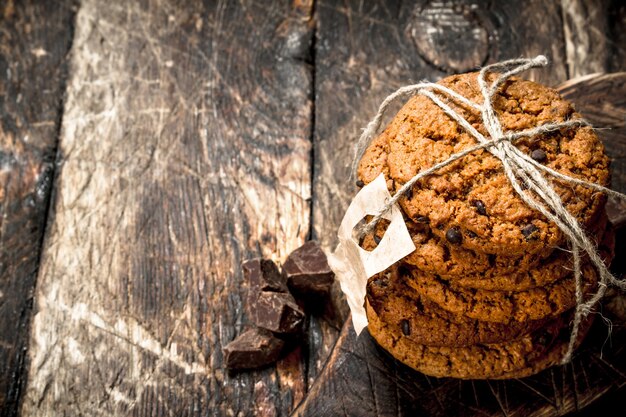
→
(472, 199, 487, 216)
(253, 291, 304, 334)
(416, 216, 430, 224)
(223, 328, 285, 370)
(283, 241, 335, 297)
(530, 149, 547, 162)
(373, 235, 382, 245)
(356, 179, 365, 187)
(445, 227, 463, 245)
(401, 319, 411, 336)
(521, 224, 539, 240)
(467, 230, 477, 238)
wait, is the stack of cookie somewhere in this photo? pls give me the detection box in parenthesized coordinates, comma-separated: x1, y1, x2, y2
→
(356, 72, 615, 379)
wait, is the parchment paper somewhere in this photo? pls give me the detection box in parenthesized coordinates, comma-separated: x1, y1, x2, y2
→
(327, 174, 415, 334)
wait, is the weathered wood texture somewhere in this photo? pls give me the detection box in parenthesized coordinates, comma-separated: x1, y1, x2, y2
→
(561, 0, 610, 77)
(296, 72, 626, 417)
(21, 0, 313, 415)
(0, 0, 622, 416)
(0, 1, 75, 415)
(608, 0, 626, 72)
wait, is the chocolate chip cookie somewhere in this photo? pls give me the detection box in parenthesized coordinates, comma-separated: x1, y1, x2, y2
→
(357, 72, 610, 257)
(366, 297, 587, 379)
(362, 212, 610, 291)
(366, 265, 551, 347)
(404, 262, 599, 323)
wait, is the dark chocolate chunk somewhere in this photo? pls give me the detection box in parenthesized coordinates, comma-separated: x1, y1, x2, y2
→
(253, 291, 304, 334)
(243, 258, 288, 293)
(521, 224, 539, 240)
(416, 216, 430, 224)
(530, 149, 547, 162)
(401, 319, 411, 336)
(223, 328, 284, 370)
(356, 179, 365, 187)
(445, 227, 463, 245)
(466, 230, 477, 239)
(283, 241, 335, 296)
(472, 199, 487, 216)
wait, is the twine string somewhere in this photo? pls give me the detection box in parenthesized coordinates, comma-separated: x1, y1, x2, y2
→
(352, 56, 626, 363)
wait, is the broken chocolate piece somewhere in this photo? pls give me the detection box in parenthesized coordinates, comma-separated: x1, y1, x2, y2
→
(283, 241, 335, 296)
(243, 258, 288, 293)
(223, 328, 285, 370)
(254, 291, 304, 334)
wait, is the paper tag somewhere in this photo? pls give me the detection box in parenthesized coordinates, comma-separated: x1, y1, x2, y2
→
(327, 174, 416, 335)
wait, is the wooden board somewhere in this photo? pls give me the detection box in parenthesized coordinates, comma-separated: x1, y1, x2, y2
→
(0, 0, 623, 415)
(294, 72, 626, 417)
(20, 0, 314, 415)
(0, 1, 76, 415)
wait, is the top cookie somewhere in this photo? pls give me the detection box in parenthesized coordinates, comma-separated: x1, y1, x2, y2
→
(358, 72, 610, 256)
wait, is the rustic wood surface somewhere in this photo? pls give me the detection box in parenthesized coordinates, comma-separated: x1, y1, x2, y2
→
(20, 0, 314, 415)
(0, 1, 76, 415)
(0, 0, 624, 416)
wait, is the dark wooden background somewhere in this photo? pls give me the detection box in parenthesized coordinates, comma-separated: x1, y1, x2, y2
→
(0, 0, 625, 416)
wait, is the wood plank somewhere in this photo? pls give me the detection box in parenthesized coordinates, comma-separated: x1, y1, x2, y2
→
(21, 0, 313, 415)
(561, 0, 610, 77)
(608, 0, 626, 72)
(311, 0, 570, 387)
(0, 1, 76, 415)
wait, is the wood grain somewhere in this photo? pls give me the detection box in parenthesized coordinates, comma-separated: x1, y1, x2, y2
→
(21, 0, 313, 415)
(0, 0, 621, 415)
(0, 1, 76, 415)
(297, 71, 626, 416)
(608, 0, 626, 72)
(561, 0, 610, 77)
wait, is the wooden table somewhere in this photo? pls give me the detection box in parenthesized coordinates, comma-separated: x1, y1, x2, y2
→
(1, 1, 625, 416)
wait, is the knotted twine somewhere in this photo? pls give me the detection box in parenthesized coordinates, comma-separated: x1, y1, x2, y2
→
(352, 56, 626, 364)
